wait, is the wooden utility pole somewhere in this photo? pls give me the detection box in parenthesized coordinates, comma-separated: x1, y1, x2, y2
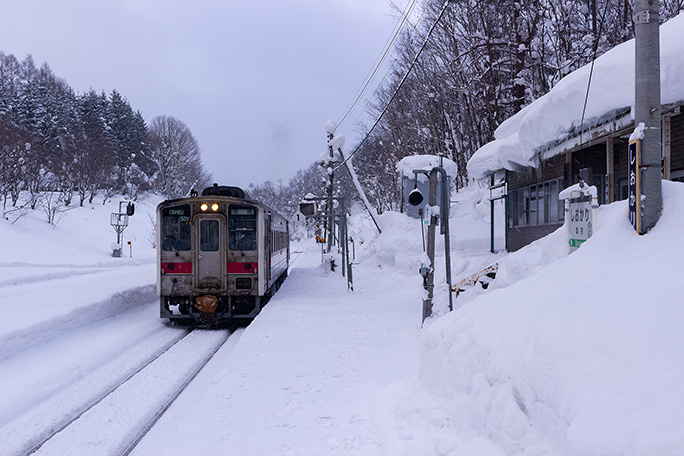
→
(423, 170, 438, 322)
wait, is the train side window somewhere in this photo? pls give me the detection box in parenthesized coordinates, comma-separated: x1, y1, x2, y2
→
(200, 219, 219, 252)
(229, 205, 257, 251)
(161, 204, 191, 251)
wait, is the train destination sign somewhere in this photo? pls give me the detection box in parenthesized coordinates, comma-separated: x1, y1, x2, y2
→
(162, 204, 190, 217)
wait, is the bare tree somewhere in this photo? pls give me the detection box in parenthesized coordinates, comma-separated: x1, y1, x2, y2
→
(148, 115, 209, 198)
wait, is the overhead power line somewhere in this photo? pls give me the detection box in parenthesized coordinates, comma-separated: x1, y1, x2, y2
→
(335, 0, 452, 172)
(579, 0, 612, 146)
(338, 1, 429, 140)
(334, 0, 419, 134)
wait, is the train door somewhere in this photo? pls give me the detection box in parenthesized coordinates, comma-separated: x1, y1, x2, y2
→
(264, 214, 272, 290)
(195, 215, 225, 290)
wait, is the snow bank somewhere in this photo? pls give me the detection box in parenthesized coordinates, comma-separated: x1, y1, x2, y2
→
(382, 181, 684, 455)
(468, 12, 684, 178)
(0, 195, 159, 358)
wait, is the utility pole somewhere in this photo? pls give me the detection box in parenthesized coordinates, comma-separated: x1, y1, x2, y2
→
(423, 170, 438, 321)
(325, 127, 336, 252)
(634, 0, 662, 233)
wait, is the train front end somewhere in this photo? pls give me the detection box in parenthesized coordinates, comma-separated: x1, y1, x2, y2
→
(156, 186, 263, 326)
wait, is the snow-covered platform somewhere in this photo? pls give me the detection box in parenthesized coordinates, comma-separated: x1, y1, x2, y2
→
(132, 243, 424, 455)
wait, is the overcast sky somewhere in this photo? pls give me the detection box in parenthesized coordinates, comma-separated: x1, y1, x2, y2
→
(0, 0, 409, 189)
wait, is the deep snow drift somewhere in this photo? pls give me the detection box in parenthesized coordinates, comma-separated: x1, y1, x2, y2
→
(1, 181, 683, 455)
(382, 181, 684, 455)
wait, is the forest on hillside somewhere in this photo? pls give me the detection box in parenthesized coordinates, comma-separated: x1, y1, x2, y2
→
(0, 52, 210, 221)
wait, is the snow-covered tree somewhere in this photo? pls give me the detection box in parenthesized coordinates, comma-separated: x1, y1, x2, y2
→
(148, 115, 208, 199)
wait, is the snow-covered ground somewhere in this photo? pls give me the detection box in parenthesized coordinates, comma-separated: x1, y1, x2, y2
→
(0, 181, 682, 455)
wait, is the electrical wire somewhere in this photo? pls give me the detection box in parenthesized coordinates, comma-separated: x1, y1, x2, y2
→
(579, 0, 612, 146)
(338, 1, 429, 140)
(334, 0, 452, 172)
(334, 0, 420, 133)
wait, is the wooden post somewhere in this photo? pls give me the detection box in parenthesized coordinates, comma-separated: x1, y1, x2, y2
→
(606, 136, 614, 203)
(423, 170, 438, 322)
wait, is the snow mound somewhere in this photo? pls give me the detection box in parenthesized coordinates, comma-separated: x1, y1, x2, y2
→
(382, 181, 684, 455)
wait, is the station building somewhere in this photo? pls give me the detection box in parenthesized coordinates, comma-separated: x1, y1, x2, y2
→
(467, 13, 684, 251)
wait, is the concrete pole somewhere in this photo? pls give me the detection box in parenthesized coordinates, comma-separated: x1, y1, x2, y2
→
(326, 132, 335, 251)
(634, 0, 662, 233)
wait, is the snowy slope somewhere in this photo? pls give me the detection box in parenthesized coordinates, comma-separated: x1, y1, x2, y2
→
(0, 195, 172, 455)
(0, 196, 160, 359)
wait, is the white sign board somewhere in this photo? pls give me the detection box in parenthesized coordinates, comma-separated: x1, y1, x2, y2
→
(567, 199, 593, 250)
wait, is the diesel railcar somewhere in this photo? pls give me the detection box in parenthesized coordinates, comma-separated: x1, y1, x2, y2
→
(157, 185, 289, 325)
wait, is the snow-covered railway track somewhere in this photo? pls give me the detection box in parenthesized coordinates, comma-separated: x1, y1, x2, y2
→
(6, 328, 235, 456)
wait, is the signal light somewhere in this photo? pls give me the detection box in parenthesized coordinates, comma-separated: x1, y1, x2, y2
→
(408, 188, 424, 206)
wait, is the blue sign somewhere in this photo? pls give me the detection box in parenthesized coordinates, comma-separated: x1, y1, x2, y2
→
(628, 140, 640, 232)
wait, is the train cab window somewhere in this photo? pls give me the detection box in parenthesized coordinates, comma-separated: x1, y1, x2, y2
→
(200, 219, 220, 251)
(161, 204, 191, 251)
(229, 205, 257, 251)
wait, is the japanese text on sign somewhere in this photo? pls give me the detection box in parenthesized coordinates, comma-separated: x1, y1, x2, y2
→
(628, 140, 640, 232)
(568, 199, 593, 251)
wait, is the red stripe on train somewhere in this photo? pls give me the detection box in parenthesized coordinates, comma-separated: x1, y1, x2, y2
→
(227, 262, 258, 274)
(161, 262, 193, 274)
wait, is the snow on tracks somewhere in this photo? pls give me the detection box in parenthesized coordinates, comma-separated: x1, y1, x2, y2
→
(6, 328, 239, 456)
(0, 325, 189, 455)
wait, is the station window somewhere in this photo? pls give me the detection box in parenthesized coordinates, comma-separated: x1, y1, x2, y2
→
(509, 178, 565, 228)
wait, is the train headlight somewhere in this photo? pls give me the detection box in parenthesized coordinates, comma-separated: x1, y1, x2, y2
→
(200, 203, 208, 211)
(211, 203, 219, 211)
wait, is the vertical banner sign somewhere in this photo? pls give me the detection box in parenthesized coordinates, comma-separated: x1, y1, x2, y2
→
(628, 139, 640, 232)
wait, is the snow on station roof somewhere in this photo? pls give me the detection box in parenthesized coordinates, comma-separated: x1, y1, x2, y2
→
(467, 12, 684, 179)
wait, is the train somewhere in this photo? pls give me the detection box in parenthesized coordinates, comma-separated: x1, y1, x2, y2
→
(156, 184, 289, 325)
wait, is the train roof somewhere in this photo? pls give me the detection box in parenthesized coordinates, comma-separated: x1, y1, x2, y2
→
(201, 184, 245, 198)
(156, 185, 285, 220)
